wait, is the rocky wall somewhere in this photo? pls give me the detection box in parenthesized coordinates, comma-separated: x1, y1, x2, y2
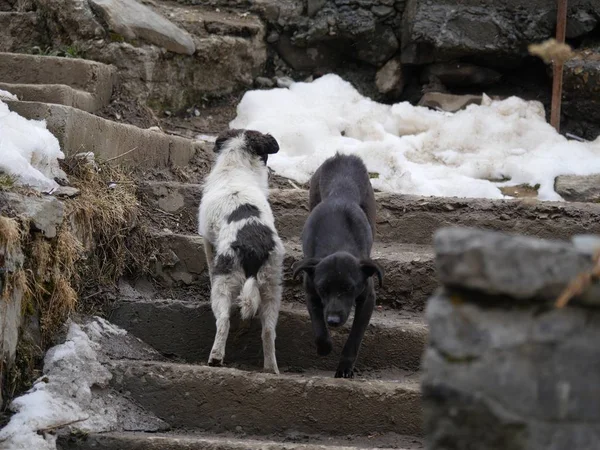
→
(422, 227, 600, 450)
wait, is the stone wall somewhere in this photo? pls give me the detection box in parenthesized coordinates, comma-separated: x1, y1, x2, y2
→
(422, 227, 600, 450)
(0, 192, 64, 406)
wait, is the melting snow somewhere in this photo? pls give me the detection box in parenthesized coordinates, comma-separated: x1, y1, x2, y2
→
(230, 74, 600, 201)
(0, 97, 66, 191)
(0, 321, 124, 450)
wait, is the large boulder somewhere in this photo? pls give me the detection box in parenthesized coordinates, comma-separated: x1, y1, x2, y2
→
(269, 0, 404, 68)
(401, 0, 600, 65)
(89, 0, 195, 55)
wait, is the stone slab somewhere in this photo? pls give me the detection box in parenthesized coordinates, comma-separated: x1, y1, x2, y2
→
(434, 227, 600, 303)
(0, 52, 116, 108)
(89, 0, 195, 55)
(109, 299, 427, 372)
(109, 360, 422, 436)
(58, 431, 421, 450)
(139, 184, 600, 245)
(0, 83, 103, 112)
(5, 100, 205, 171)
(555, 174, 600, 203)
(147, 231, 436, 310)
(422, 291, 600, 450)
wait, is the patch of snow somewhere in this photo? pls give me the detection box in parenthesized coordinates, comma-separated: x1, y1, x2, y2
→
(0, 322, 119, 450)
(196, 133, 217, 143)
(82, 316, 127, 342)
(0, 100, 66, 191)
(230, 74, 600, 201)
(0, 89, 18, 101)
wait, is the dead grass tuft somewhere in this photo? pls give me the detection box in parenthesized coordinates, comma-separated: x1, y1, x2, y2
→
(529, 39, 574, 64)
(0, 216, 20, 257)
(61, 154, 154, 302)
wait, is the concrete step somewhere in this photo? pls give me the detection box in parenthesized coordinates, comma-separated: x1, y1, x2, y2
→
(139, 182, 600, 244)
(0, 12, 45, 52)
(58, 431, 424, 449)
(4, 100, 210, 171)
(109, 299, 427, 373)
(109, 360, 422, 436)
(147, 232, 436, 310)
(0, 82, 103, 113)
(272, 190, 600, 245)
(0, 52, 116, 110)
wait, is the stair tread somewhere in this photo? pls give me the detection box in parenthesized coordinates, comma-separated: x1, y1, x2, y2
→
(60, 430, 424, 449)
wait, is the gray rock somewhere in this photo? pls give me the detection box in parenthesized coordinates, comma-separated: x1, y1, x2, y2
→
(266, 30, 280, 43)
(418, 92, 483, 113)
(254, 76, 275, 89)
(35, 0, 105, 42)
(5, 192, 64, 238)
(566, 10, 598, 39)
(51, 186, 81, 199)
(372, 5, 394, 17)
(355, 24, 398, 66)
(307, 0, 327, 17)
(421, 62, 502, 87)
(276, 76, 295, 88)
(555, 174, 600, 203)
(434, 227, 600, 304)
(89, 0, 196, 55)
(275, 34, 342, 71)
(401, 0, 600, 64)
(375, 56, 404, 97)
(423, 291, 600, 450)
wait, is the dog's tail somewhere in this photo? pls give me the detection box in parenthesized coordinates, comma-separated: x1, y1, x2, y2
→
(239, 276, 261, 320)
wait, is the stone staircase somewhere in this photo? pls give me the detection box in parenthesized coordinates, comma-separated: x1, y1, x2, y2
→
(3, 10, 600, 450)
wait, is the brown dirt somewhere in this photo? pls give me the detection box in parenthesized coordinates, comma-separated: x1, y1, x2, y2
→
(96, 87, 160, 129)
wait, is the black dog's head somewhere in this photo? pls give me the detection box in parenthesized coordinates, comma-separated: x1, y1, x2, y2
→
(213, 129, 280, 165)
(292, 252, 383, 328)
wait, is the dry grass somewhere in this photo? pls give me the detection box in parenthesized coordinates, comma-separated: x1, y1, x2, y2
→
(0, 216, 20, 257)
(529, 39, 574, 64)
(555, 250, 600, 308)
(60, 155, 155, 306)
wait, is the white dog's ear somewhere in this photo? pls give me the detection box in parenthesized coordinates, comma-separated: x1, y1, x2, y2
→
(214, 129, 244, 154)
(245, 130, 280, 156)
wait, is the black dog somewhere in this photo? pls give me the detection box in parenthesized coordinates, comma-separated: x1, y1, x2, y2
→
(292, 153, 383, 378)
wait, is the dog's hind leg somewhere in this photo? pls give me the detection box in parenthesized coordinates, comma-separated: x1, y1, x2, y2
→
(258, 282, 281, 374)
(335, 283, 375, 378)
(203, 237, 216, 283)
(208, 275, 234, 366)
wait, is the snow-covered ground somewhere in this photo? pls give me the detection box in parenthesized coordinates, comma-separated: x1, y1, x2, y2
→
(0, 319, 139, 450)
(231, 74, 600, 201)
(0, 95, 66, 191)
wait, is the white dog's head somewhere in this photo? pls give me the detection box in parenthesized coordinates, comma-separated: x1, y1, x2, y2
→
(213, 129, 280, 168)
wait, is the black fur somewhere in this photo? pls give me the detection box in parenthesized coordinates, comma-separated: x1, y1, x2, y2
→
(213, 254, 234, 276)
(227, 203, 261, 223)
(232, 222, 275, 278)
(214, 129, 244, 154)
(291, 153, 383, 379)
(213, 129, 280, 165)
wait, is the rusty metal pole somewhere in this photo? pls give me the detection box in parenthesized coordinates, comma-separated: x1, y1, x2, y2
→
(550, 0, 569, 132)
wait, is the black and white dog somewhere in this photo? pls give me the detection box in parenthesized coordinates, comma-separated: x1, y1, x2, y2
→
(292, 153, 383, 378)
(199, 129, 285, 374)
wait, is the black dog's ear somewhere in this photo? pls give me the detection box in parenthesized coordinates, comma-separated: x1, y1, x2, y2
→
(292, 258, 320, 280)
(361, 259, 384, 287)
(214, 129, 244, 154)
(245, 130, 280, 156)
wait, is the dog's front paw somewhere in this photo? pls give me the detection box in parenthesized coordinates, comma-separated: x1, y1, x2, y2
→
(334, 360, 354, 379)
(315, 337, 333, 356)
(208, 357, 223, 367)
